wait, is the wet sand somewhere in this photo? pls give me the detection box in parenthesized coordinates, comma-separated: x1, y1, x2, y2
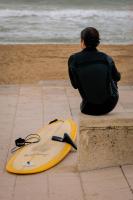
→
(0, 44, 132, 84)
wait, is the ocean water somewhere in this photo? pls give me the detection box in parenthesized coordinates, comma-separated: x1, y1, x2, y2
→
(0, 0, 133, 44)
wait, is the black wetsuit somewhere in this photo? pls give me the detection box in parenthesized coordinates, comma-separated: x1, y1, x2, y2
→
(68, 47, 121, 115)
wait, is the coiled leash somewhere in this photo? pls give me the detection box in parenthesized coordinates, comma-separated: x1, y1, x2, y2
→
(10, 119, 59, 153)
(11, 134, 41, 153)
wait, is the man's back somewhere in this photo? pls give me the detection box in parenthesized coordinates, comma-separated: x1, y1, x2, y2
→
(68, 47, 120, 104)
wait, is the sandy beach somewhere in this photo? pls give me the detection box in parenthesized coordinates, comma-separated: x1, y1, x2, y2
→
(0, 44, 132, 84)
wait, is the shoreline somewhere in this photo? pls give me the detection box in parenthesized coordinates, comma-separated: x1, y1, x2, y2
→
(0, 43, 133, 45)
(0, 44, 133, 84)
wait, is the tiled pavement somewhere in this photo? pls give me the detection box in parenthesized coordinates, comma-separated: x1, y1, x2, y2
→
(0, 80, 133, 200)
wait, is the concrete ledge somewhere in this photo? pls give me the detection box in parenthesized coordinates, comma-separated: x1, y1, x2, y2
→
(78, 112, 133, 171)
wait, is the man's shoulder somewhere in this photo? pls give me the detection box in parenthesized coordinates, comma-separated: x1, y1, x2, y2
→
(68, 50, 83, 66)
(98, 51, 113, 62)
(72, 50, 112, 58)
(69, 49, 114, 65)
(69, 50, 83, 59)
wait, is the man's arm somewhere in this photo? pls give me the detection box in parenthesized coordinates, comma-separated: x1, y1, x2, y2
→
(111, 60, 121, 82)
(107, 56, 121, 82)
(68, 55, 78, 89)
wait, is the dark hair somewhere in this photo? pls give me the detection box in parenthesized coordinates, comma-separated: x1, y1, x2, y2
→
(81, 27, 100, 48)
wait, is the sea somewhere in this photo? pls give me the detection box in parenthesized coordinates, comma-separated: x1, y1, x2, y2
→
(0, 0, 133, 44)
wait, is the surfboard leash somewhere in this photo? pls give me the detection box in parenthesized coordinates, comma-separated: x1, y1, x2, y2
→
(11, 134, 41, 153)
(10, 119, 62, 153)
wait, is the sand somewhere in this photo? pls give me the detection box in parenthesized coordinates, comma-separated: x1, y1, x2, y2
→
(0, 44, 132, 84)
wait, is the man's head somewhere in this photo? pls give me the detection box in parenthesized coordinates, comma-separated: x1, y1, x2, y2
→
(81, 27, 100, 49)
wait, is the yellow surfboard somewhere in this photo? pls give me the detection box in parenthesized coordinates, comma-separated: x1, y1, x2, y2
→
(6, 119, 77, 174)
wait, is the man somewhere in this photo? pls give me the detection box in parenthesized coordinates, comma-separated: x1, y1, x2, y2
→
(68, 27, 121, 115)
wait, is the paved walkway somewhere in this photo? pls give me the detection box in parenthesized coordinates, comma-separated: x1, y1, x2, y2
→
(0, 80, 133, 200)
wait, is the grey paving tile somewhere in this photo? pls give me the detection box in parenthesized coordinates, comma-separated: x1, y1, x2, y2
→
(119, 86, 132, 91)
(11, 120, 43, 140)
(43, 86, 66, 95)
(9, 118, 43, 149)
(42, 87, 71, 122)
(13, 174, 48, 200)
(0, 118, 14, 129)
(0, 95, 18, 113)
(39, 80, 70, 87)
(47, 151, 78, 174)
(83, 188, 133, 200)
(113, 102, 125, 112)
(65, 86, 80, 97)
(120, 103, 133, 111)
(0, 85, 20, 95)
(122, 165, 133, 191)
(16, 111, 43, 120)
(0, 172, 16, 200)
(80, 167, 133, 200)
(48, 173, 84, 200)
(0, 137, 12, 171)
(119, 90, 133, 104)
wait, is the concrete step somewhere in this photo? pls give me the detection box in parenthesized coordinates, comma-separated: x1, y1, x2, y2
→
(78, 112, 133, 171)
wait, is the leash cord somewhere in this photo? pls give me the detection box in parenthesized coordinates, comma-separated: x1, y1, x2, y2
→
(11, 134, 41, 153)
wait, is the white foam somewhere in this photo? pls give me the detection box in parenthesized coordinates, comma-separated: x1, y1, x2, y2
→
(0, 8, 132, 44)
(0, 8, 132, 18)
